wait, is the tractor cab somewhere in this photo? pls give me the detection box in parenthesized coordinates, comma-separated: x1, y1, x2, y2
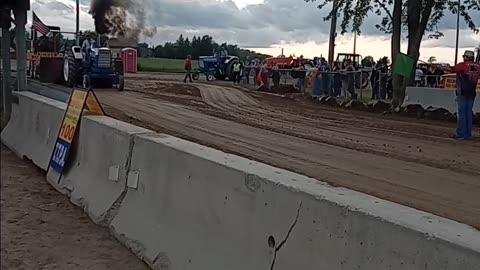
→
(336, 53, 363, 69)
(335, 53, 371, 89)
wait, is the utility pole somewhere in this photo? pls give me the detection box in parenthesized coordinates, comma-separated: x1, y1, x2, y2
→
(76, 0, 80, 45)
(1, 9, 12, 123)
(328, 0, 339, 65)
(454, 0, 461, 65)
(14, 8, 27, 91)
(353, 32, 357, 55)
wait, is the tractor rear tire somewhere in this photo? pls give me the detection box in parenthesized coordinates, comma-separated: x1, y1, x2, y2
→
(63, 51, 82, 87)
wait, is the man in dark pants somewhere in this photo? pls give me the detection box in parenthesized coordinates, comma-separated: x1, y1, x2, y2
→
(344, 59, 357, 99)
(233, 61, 242, 83)
(244, 56, 251, 84)
(271, 63, 281, 91)
(331, 62, 342, 97)
(318, 58, 330, 96)
(184, 55, 192, 83)
(452, 50, 479, 140)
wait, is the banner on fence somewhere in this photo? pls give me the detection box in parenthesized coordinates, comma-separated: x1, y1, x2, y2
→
(393, 53, 416, 79)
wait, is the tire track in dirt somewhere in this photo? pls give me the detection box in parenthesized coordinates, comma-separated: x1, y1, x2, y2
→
(191, 83, 480, 175)
(97, 90, 480, 229)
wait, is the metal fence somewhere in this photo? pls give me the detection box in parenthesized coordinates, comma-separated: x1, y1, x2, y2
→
(243, 68, 370, 100)
(242, 68, 452, 108)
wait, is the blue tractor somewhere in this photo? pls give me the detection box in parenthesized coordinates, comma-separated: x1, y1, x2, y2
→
(62, 43, 124, 91)
(192, 54, 243, 81)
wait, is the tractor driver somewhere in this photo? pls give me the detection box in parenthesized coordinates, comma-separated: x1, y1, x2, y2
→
(81, 34, 96, 61)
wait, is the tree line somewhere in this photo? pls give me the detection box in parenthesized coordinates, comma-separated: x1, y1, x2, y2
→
(142, 34, 272, 60)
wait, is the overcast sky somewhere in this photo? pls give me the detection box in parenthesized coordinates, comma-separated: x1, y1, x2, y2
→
(29, 0, 480, 63)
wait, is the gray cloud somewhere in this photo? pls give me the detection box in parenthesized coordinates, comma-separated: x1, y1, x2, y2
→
(32, 0, 478, 49)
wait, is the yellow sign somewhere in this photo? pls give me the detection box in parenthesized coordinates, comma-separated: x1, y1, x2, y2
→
(442, 75, 480, 92)
(49, 88, 106, 174)
(85, 91, 105, 116)
(58, 90, 88, 143)
(27, 52, 60, 61)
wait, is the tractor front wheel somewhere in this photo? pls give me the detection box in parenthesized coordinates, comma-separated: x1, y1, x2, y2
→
(63, 51, 81, 87)
(206, 74, 214, 81)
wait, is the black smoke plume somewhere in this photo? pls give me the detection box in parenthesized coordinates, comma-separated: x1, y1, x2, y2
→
(89, 0, 157, 40)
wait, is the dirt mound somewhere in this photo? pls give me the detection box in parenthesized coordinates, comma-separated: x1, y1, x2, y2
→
(127, 81, 201, 97)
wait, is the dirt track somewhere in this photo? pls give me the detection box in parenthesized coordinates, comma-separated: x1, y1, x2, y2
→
(1, 145, 148, 269)
(96, 75, 480, 230)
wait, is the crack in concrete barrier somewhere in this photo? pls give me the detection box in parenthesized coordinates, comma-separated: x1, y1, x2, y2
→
(270, 201, 303, 270)
(99, 134, 137, 226)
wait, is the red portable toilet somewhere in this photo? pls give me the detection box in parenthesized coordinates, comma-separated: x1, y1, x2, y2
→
(122, 48, 138, 73)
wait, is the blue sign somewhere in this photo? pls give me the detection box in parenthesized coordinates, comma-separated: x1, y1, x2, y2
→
(50, 139, 71, 173)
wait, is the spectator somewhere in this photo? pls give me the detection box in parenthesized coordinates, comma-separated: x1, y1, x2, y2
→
(271, 62, 281, 91)
(184, 55, 193, 83)
(415, 66, 424, 86)
(331, 62, 342, 97)
(254, 59, 261, 86)
(426, 66, 436, 87)
(344, 59, 357, 99)
(371, 62, 381, 100)
(452, 50, 479, 140)
(318, 58, 330, 95)
(295, 62, 307, 93)
(244, 56, 251, 84)
(261, 61, 270, 89)
(233, 61, 242, 83)
(433, 67, 445, 87)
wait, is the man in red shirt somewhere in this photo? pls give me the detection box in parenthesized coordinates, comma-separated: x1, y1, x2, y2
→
(184, 55, 193, 83)
(452, 50, 479, 140)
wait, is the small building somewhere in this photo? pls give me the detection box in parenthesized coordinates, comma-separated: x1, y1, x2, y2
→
(106, 37, 139, 74)
(106, 37, 139, 58)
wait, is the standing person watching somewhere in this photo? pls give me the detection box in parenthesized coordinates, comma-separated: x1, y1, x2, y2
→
(184, 55, 193, 83)
(331, 62, 342, 97)
(318, 58, 330, 96)
(233, 61, 242, 83)
(244, 56, 251, 84)
(344, 59, 357, 99)
(452, 50, 479, 140)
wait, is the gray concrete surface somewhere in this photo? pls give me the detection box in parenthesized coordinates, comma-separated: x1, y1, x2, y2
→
(47, 116, 154, 223)
(1, 91, 66, 170)
(3, 90, 480, 270)
(110, 132, 480, 270)
(403, 87, 480, 114)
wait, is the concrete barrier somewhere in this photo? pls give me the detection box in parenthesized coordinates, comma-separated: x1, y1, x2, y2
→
(47, 116, 153, 223)
(3, 90, 480, 270)
(1, 91, 66, 170)
(403, 87, 480, 114)
(110, 133, 480, 270)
